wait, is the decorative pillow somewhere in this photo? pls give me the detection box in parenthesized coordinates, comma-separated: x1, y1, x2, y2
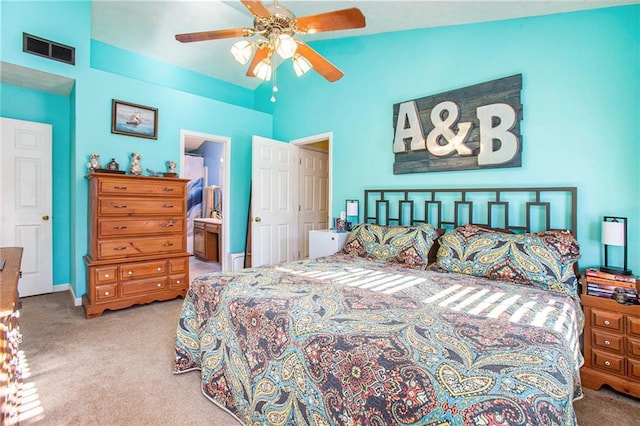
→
(436, 224, 581, 296)
(342, 223, 439, 269)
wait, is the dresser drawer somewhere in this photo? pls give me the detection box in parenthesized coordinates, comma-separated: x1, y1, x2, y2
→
(99, 178, 185, 197)
(98, 236, 184, 259)
(120, 260, 167, 281)
(98, 217, 183, 237)
(591, 348, 625, 375)
(591, 308, 624, 333)
(169, 274, 187, 289)
(629, 357, 640, 380)
(628, 336, 640, 358)
(95, 284, 118, 302)
(627, 315, 640, 337)
(169, 257, 188, 274)
(94, 266, 117, 284)
(99, 198, 185, 216)
(121, 277, 168, 297)
(591, 329, 624, 354)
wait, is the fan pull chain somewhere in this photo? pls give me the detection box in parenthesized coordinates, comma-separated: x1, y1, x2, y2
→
(271, 54, 278, 103)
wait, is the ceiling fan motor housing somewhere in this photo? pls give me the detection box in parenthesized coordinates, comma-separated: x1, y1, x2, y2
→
(254, 5, 297, 38)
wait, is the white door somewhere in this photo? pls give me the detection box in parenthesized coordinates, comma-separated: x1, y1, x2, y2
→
(0, 117, 53, 296)
(298, 147, 329, 259)
(251, 136, 298, 267)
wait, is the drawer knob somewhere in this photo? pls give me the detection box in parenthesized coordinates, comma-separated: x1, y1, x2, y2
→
(163, 187, 174, 192)
(605, 340, 611, 346)
(157, 283, 162, 287)
(114, 246, 127, 251)
(157, 267, 162, 271)
(604, 320, 610, 326)
(113, 205, 127, 209)
(105, 273, 110, 278)
(104, 291, 110, 296)
(128, 271, 133, 275)
(162, 204, 174, 209)
(605, 361, 611, 367)
(113, 226, 127, 230)
(163, 243, 174, 247)
(176, 280, 181, 284)
(114, 186, 127, 190)
(162, 222, 175, 228)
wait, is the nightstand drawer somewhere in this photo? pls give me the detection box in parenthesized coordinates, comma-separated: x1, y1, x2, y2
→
(95, 284, 118, 302)
(629, 358, 640, 380)
(592, 348, 625, 375)
(120, 260, 167, 281)
(94, 266, 117, 284)
(591, 308, 624, 333)
(591, 329, 624, 354)
(121, 277, 168, 296)
(627, 315, 640, 337)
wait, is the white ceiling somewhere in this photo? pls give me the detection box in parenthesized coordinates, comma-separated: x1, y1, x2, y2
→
(91, 0, 637, 90)
(1, 1, 635, 94)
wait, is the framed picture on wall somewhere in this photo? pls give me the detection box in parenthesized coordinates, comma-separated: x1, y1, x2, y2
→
(111, 99, 158, 139)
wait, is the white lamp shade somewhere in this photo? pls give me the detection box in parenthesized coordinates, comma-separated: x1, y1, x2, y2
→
(230, 40, 254, 65)
(276, 35, 297, 59)
(292, 54, 312, 76)
(253, 58, 272, 81)
(346, 201, 358, 216)
(602, 221, 625, 246)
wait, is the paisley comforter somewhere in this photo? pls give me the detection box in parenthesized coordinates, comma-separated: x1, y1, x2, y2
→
(173, 254, 584, 425)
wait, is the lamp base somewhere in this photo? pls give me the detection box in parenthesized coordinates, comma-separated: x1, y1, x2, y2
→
(600, 266, 634, 276)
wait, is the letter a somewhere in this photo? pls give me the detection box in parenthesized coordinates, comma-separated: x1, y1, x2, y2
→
(477, 103, 519, 166)
(393, 101, 425, 153)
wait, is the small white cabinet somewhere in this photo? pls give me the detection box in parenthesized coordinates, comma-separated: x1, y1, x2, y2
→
(309, 229, 349, 259)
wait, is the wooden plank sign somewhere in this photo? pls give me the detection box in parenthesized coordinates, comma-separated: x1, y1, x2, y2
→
(393, 74, 523, 174)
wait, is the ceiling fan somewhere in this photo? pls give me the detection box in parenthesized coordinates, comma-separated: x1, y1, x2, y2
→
(175, 0, 366, 87)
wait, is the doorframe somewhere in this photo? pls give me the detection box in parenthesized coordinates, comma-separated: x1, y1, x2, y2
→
(179, 129, 231, 271)
(291, 131, 333, 226)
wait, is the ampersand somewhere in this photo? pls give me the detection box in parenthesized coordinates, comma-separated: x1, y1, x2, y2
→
(426, 101, 473, 156)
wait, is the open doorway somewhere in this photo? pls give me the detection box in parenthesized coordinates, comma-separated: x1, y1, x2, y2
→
(179, 130, 231, 271)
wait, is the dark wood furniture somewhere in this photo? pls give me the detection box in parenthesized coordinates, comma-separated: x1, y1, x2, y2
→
(580, 280, 640, 398)
(1, 247, 23, 424)
(83, 173, 190, 318)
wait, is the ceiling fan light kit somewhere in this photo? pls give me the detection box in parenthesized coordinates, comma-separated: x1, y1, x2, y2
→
(175, 0, 366, 100)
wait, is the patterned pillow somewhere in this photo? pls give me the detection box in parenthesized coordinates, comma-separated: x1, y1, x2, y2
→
(342, 223, 439, 269)
(436, 224, 581, 296)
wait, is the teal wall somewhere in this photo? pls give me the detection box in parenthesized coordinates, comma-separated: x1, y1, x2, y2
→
(268, 5, 640, 275)
(1, 0, 272, 298)
(0, 84, 72, 285)
(1, 2, 638, 297)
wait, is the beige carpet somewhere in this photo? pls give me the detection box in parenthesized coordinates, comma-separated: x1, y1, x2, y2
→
(14, 265, 640, 425)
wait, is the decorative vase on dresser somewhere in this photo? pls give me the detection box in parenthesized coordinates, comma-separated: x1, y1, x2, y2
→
(83, 172, 190, 318)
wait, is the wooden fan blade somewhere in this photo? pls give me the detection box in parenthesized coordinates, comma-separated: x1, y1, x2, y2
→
(296, 8, 365, 34)
(246, 45, 271, 78)
(296, 42, 344, 82)
(176, 28, 248, 43)
(241, 0, 271, 18)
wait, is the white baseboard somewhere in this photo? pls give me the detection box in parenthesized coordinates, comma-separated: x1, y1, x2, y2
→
(52, 283, 82, 306)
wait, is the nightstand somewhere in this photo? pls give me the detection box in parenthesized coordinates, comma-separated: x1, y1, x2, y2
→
(308, 230, 349, 259)
(580, 279, 640, 398)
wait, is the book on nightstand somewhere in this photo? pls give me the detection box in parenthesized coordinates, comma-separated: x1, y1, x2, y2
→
(584, 268, 639, 303)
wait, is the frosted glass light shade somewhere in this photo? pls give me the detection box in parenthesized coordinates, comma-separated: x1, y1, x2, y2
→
(292, 54, 312, 76)
(602, 221, 625, 246)
(230, 40, 254, 65)
(276, 35, 297, 59)
(253, 58, 272, 81)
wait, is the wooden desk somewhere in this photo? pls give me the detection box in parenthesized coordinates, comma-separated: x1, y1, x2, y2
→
(1, 247, 23, 424)
(193, 219, 221, 262)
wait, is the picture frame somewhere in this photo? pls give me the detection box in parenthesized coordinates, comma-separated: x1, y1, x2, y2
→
(111, 99, 158, 139)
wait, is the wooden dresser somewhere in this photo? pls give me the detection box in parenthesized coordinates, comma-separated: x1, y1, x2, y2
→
(1, 247, 23, 425)
(580, 287, 640, 397)
(83, 173, 190, 318)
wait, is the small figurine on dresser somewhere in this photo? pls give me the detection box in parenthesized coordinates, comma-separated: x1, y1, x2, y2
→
(87, 153, 101, 172)
(167, 161, 176, 174)
(107, 158, 120, 171)
(129, 152, 142, 175)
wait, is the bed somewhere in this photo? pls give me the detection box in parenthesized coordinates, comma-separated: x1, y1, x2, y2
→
(174, 187, 584, 425)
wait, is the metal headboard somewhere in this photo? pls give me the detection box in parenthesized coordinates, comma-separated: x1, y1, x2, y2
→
(364, 187, 577, 237)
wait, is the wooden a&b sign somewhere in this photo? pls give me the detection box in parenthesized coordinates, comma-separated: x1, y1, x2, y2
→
(393, 74, 522, 174)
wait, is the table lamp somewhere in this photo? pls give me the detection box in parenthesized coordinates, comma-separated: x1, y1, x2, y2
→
(601, 216, 632, 275)
(346, 200, 359, 231)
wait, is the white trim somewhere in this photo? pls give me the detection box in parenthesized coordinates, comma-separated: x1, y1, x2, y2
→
(180, 130, 232, 271)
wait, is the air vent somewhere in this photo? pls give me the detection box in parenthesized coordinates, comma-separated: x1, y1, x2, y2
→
(23, 33, 75, 65)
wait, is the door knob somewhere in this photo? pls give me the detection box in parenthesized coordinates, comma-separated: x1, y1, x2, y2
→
(42, 215, 50, 221)
(254, 217, 262, 222)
